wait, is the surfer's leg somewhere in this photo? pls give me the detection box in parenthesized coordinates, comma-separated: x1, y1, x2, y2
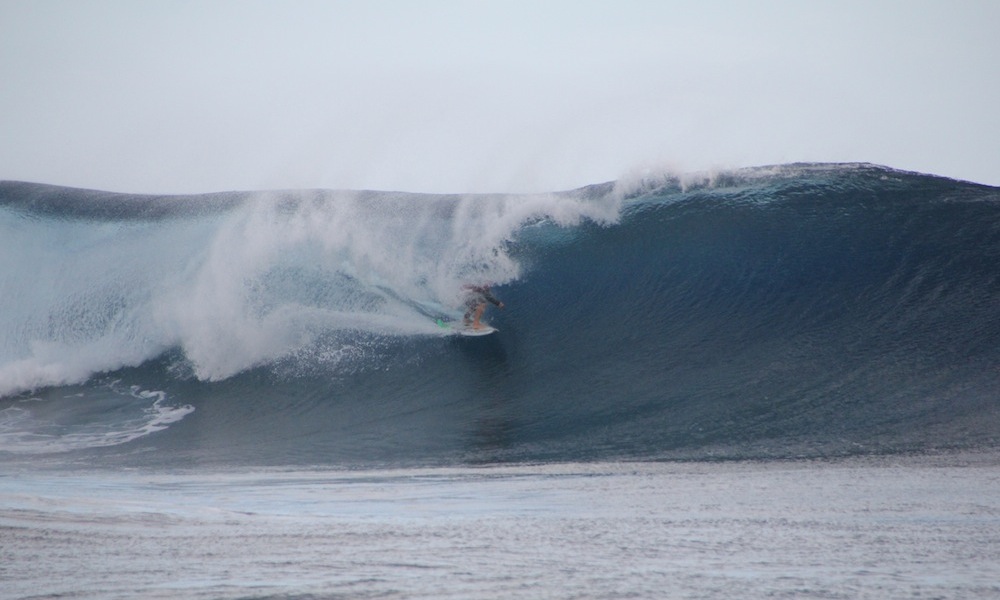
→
(463, 298, 477, 325)
(472, 303, 485, 328)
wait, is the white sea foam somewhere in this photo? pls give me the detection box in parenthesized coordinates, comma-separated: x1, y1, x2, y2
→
(0, 384, 193, 454)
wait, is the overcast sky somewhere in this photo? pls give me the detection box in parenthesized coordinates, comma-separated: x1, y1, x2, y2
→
(2, 0, 997, 194)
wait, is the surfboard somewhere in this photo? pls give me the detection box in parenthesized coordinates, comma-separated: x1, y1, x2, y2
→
(436, 319, 497, 336)
(456, 325, 497, 336)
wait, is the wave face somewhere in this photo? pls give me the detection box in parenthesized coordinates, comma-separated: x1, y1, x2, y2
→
(1, 164, 999, 466)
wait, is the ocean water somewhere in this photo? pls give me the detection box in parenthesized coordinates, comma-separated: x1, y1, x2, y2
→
(2, 163, 999, 598)
(4, 456, 999, 599)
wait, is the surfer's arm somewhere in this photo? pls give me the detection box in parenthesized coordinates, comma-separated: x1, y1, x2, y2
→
(482, 290, 504, 308)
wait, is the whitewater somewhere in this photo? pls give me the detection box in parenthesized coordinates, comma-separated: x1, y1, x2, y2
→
(2, 163, 999, 598)
(0, 180, 619, 397)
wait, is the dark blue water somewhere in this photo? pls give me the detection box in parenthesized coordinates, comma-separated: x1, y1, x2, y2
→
(2, 163, 999, 467)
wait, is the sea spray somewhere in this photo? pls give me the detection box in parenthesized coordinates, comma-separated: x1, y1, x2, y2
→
(0, 183, 621, 395)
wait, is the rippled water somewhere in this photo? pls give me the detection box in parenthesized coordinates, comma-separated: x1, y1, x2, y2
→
(4, 453, 999, 599)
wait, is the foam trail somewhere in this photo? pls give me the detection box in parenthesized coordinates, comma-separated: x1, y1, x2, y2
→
(0, 385, 193, 454)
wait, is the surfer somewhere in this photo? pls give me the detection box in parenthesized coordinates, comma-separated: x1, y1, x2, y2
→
(462, 284, 504, 329)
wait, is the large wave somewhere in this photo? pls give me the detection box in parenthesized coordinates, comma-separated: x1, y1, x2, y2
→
(2, 164, 998, 464)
